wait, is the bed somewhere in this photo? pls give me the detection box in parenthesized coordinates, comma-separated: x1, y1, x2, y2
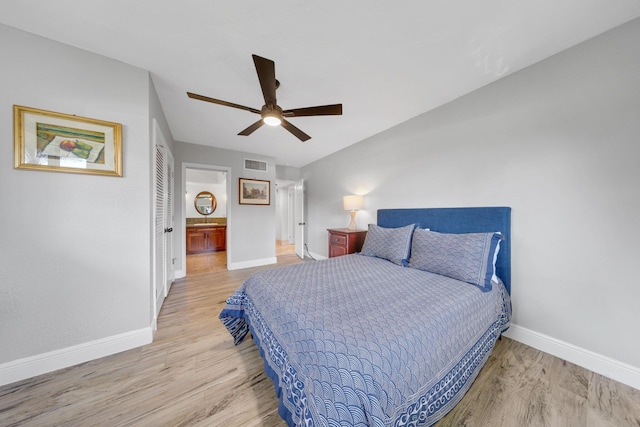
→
(220, 207, 512, 426)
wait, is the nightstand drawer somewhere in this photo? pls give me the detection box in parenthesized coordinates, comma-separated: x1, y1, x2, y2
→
(330, 234, 347, 246)
(327, 228, 367, 258)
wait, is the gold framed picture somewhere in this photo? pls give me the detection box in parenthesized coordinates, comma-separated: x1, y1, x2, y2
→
(239, 178, 270, 205)
(14, 105, 123, 177)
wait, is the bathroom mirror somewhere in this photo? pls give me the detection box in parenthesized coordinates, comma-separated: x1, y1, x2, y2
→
(194, 191, 217, 216)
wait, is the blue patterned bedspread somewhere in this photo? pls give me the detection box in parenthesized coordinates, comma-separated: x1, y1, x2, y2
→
(219, 254, 511, 427)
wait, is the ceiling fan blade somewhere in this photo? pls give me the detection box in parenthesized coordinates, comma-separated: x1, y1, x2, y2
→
(283, 104, 343, 117)
(252, 54, 277, 108)
(281, 119, 311, 142)
(187, 92, 261, 114)
(238, 119, 265, 136)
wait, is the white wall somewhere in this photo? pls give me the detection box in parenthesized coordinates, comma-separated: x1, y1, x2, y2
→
(302, 19, 640, 386)
(149, 79, 175, 156)
(173, 141, 277, 272)
(0, 23, 161, 379)
(186, 181, 227, 218)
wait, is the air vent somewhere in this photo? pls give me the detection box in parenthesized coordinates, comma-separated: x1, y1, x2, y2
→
(244, 158, 268, 172)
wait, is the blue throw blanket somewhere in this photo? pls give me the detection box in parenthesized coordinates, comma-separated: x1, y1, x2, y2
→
(220, 254, 510, 426)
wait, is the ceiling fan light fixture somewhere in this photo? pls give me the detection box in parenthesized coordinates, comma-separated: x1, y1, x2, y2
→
(261, 105, 283, 126)
(263, 114, 282, 126)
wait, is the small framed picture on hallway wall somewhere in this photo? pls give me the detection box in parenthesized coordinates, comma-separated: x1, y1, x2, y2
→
(239, 178, 270, 205)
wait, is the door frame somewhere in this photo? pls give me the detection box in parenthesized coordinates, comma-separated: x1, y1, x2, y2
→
(294, 179, 304, 259)
(180, 163, 231, 277)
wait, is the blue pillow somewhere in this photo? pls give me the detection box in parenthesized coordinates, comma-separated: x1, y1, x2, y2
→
(360, 223, 416, 266)
(408, 229, 502, 292)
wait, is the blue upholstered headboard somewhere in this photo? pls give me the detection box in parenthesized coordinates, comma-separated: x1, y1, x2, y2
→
(377, 207, 511, 294)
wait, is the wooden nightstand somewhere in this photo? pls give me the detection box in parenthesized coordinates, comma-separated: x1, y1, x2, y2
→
(327, 228, 367, 258)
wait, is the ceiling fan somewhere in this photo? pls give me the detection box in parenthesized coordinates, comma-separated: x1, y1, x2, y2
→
(187, 54, 342, 142)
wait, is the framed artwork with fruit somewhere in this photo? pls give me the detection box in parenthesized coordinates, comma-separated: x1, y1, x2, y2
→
(14, 105, 123, 177)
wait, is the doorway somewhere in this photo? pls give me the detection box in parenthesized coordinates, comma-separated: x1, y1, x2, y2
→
(275, 179, 299, 258)
(185, 167, 228, 275)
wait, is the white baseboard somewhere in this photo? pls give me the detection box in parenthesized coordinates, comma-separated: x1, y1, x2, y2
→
(227, 257, 277, 271)
(504, 324, 640, 391)
(5, 316, 636, 394)
(0, 327, 153, 387)
(308, 251, 327, 261)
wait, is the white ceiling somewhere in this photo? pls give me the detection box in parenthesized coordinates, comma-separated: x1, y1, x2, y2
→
(2, 1, 639, 167)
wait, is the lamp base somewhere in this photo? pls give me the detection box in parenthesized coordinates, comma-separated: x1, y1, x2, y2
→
(347, 210, 357, 230)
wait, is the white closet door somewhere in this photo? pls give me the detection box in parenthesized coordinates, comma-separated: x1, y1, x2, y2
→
(154, 145, 167, 320)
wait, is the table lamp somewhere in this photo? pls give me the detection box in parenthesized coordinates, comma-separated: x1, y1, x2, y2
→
(343, 195, 364, 230)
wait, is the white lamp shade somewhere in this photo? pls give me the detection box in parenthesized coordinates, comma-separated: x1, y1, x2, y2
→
(343, 195, 364, 211)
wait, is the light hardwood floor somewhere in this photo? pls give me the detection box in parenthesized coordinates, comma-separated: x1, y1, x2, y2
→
(186, 242, 296, 276)
(276, 240, 296, 256)
(1, 254, 639, 426)
(186, 251, 228, 275)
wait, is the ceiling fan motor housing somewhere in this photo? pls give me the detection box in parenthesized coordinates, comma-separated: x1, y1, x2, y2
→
(261, 104, 283, 126)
